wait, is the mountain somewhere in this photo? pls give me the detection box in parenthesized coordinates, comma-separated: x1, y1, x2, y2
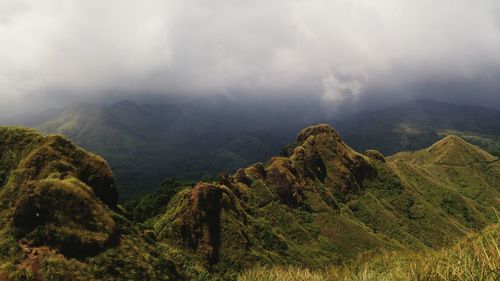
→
(0, 127, 179, 280)
(32, 99, 303, 198)
(1, 124, 498, 280)
(4, 99, 500, 200)
(388, 135, 500, 229)
(138, 124, 499, 277)
(335, 100, 500, 156)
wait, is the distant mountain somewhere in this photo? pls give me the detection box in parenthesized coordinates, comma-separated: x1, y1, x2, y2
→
(31, 98, 311, 198)
(336, 100, 500, 156)
(5, 99, 500, 199)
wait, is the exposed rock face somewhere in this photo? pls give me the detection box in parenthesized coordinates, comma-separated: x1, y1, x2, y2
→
(265, 157, 304, 205)
(296, 124, 343, 144)
(291, 124, 376, 200)
(253, 124, 378, 205)
(165, 183, 245, 265)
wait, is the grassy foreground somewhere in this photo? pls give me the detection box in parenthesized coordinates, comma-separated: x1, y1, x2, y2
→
(238, 223, 500, 281)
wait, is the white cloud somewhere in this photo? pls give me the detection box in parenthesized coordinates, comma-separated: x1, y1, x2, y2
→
(1, 0, 500, 112)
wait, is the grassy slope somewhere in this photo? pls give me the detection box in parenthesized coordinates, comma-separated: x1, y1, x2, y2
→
(149, 124, 500, 279)
(2, 124, 498, 280)
(388, 136, 500, 229)
(238, 222, 500, 281)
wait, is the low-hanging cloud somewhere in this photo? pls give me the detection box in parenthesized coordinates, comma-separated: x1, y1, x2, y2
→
(1, 0, 500, 114)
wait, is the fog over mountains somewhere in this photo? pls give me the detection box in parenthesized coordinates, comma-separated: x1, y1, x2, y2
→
(1, 2, 500, 279)
(3, 98, 498, 199)
(1, 0, 500, 117)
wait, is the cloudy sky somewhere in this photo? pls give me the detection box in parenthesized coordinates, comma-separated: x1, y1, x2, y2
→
(1, 0, 500, 114)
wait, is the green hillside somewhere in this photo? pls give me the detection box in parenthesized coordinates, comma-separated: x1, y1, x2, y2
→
(1, 124, 498, 280)
(144, 124, 499, 278)
(23, 100, 500, 200)
(238, 222, 500, 281)
(0, 127, 178, 280)
(387, 136, 500, 231)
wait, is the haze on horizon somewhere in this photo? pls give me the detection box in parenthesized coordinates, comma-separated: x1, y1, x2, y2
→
(1, 0, 500, 117)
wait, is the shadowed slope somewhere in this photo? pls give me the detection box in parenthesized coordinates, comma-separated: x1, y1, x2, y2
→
(34, 101, 291, 198)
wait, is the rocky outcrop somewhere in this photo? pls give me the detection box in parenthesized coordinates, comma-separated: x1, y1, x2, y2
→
(162, 183, 246, 265)
(0, 127, 119, 258)
(154, 125, 500, 277)
(19, 134, 118, 207)
(155, 124, 382, 268)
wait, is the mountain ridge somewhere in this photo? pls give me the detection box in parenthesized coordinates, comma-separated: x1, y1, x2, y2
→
(0, 124, 498, 280)
(148, 124, 500, 277)
(4, 99, 500, 198)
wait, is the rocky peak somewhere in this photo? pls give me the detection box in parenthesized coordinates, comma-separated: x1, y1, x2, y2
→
(296, 124, 343, 144)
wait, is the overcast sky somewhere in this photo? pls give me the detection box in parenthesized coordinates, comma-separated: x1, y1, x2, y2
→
(1, 0, 500, 115)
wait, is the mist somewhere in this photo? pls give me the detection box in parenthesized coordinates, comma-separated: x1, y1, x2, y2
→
(1, 0, 500, 116)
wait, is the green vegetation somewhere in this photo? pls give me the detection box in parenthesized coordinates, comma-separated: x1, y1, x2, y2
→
(10, 99, 498, 200)
(33, 101, 289, 199)
(238, 222, 500, 281)
(437, 129, 500, 157)
(149, 124, 499, 279)
(0, 127, 179, 280)
(123, 178, 194, 223)
(1, 123, 499, 280)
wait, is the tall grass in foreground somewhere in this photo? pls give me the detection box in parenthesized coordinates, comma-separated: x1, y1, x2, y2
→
(238, 224, 499, 281)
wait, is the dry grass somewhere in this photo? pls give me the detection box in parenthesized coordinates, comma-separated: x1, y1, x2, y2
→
(238, 224, 500, 281)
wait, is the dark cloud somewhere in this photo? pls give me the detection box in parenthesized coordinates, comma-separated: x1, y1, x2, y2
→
(1, 0, 500, 115)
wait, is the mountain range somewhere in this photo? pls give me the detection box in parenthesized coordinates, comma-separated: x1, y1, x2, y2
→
(336, 100, 500, 156)
(27, 98, 307, 198)
(1, 124, 497, 280)
(3, 99, 500, 200)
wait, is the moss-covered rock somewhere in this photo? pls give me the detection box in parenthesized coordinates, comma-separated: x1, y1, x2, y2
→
(12, 178, 116, 257)
(0, 127, 180, 280)
(0, 127, 118, 256)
